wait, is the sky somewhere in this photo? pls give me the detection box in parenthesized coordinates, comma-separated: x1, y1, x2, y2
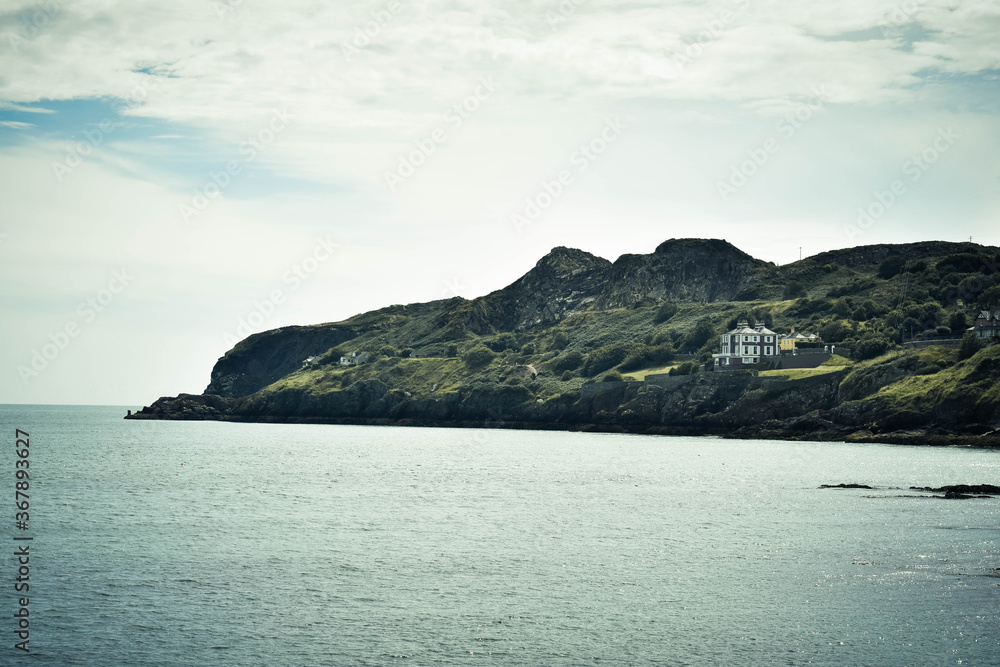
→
(0, 0, 998, 406)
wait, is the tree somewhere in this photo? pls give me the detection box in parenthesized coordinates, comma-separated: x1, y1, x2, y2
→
(959, 331, 985, 360)
(977, 286, 1000, 310)
(446, 344, 459, 357)
(685, 318, 716, 351)
(783, 281, 807, 299)
(833, 299, 852, 318)
(820, 321, 850, 343)
(949, 311, 969, 334)
(463, 345, 496, 367)
(851, 306, 869, 321)
(727, 307, 773, 331)
(400, 347, 414, 358)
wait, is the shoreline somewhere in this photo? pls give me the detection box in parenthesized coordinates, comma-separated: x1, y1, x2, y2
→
(125, 411, 1000, 449)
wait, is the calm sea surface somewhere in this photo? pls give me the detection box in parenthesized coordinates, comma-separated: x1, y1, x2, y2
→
(1, 404, 998, 665)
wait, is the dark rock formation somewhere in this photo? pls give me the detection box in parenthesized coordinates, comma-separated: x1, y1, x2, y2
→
(475, 246, 612, 331)
(206, 325, 358, 398)
(594, 238, 769, 308)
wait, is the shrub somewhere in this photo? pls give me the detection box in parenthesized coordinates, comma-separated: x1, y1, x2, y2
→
(783, 281, 808, 299)
(463, 345, 496, 367)
(400, 348, 414, 358)
(601, 370, 623, 383)
(551, 350, 584, 372)
(379, 345, 397, 358)
(560, 370, 574, 381)
(833, 299, 852, 317)
(854, 336, 891, 360)
(852, 306, 869, 321)
(668, 361, 698, 376)
(581, 343, 629, 377)
(654, 301, 679, 323)
(878, 255, 906, 279)
(548, 331, 569, 351)
(446, 344, 459, 357)
(935, 325, 951, 336)
(520, 342, 535, 355)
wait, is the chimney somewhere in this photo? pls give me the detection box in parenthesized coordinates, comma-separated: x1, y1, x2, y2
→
(737, 320, 749, 329)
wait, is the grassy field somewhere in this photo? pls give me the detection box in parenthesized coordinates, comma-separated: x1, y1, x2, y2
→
(758, 365, 849, 379)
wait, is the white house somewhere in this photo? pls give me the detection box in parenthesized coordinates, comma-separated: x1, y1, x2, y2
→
(339, 351, 370, 366)
(713, 320, 778, 369)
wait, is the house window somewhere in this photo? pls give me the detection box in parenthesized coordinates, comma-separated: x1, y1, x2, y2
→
(743, 357, 752, 364)
(765, 346, 772, 355)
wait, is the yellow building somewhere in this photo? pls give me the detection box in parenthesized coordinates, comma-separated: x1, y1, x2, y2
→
(779, 332, 818, 352)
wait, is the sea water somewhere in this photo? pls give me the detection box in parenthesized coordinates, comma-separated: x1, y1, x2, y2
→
(1, 404, 998, 665)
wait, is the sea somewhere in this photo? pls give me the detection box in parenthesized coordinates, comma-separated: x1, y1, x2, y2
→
(1, 404, 998, 666)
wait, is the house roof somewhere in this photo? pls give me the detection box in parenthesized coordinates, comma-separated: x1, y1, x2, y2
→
(727, 325, 776, 335)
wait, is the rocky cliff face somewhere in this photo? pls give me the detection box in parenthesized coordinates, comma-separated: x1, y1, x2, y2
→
(474, 246, 612, 331)
(206, 324, 358, 398)
(594, 238, 770, 308)
(474, 238, 768, 331)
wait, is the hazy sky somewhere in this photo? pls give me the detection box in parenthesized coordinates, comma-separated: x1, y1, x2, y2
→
(1, 0, 998, 405)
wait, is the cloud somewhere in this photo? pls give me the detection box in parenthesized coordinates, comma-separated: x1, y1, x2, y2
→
(0, 120, 33, 129)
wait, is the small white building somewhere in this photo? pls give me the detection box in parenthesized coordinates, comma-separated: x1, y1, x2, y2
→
(713, 320, 778, 369)
(339, 351, 370, 366)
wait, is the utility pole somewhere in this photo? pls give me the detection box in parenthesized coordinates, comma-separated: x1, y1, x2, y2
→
(799, 247, 802, 261)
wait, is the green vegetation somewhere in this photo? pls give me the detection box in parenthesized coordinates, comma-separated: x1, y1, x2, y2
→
(179, 240, 1000, 440)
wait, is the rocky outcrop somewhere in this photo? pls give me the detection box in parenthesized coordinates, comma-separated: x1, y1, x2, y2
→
(474, 246, 612, 330)
(127, 393, 233, 420)
(594, 238, 769, 308)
